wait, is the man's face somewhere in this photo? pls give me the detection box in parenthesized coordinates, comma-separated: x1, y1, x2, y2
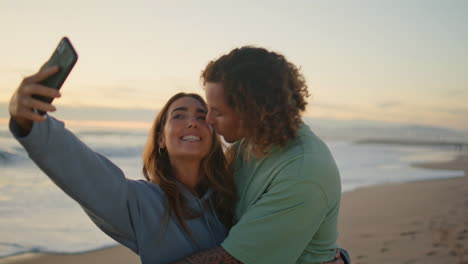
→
(205, 82, 246, 143)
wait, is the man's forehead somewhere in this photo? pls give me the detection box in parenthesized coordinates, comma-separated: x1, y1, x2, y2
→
(205, 83, 226, 109)
(206, 98, 224, 111)
(205, 82, 224, 96)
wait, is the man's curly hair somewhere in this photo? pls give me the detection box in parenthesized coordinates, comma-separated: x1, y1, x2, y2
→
(201, 46, 310, 155)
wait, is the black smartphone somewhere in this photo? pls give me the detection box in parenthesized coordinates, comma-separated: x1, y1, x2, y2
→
(33, 37, 78, 115)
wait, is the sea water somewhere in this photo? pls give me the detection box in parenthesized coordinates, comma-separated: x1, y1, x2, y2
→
(0, 124, 464, 258)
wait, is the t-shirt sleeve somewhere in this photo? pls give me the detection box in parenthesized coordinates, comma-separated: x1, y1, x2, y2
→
(9, 116, 139, 253)
(221, 157, 331, 264)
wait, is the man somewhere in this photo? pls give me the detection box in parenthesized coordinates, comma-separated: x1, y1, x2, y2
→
(175, 46, 350, 264)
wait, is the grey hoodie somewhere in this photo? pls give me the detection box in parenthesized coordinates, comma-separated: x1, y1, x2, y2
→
(10, 116, 228, 264)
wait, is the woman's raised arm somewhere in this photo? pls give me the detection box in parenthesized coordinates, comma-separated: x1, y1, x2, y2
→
(8, 67, 140, 253)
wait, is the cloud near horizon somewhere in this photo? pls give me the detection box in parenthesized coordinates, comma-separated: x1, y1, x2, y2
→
(377, 101, 402, 109)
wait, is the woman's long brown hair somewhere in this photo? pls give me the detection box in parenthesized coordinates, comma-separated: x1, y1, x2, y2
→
(142, 92, 235, 242)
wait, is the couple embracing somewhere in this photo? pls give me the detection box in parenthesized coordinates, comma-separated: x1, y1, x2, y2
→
(9, 46, 350, 264)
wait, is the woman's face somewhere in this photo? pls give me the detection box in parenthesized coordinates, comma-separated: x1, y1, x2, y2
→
(160, 96, 213, 161)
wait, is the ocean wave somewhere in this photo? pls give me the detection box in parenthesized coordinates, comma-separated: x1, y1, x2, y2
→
(0, 131, 12, 138)
(0, 149, 27, 164)
(0, 144, 143, 163)
(0, 242, 36, 259)
(0, 242, 118, 259)
(76, 130, 146, 137)
(92, 145, 144, 158)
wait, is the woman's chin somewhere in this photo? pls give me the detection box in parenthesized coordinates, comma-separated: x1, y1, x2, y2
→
(170, 151, 209, 161)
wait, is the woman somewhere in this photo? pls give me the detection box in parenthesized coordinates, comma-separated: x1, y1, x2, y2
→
(8, 66, 235, 264)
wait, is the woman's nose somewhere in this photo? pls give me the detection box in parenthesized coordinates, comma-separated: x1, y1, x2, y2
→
(186, 116, 199, 128)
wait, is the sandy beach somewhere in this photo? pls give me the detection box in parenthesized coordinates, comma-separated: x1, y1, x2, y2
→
(338, 155, 468, 264)
(1, 155, 467, 264)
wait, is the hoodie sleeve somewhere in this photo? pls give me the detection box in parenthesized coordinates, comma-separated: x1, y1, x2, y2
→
(10, 115, 139, 253)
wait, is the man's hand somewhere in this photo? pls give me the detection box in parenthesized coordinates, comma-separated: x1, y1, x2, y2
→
(9, 66, 61, 133)
(174, 246, 346, 264)
(323, 249, 345, 264)
(173, 246, 241, 264)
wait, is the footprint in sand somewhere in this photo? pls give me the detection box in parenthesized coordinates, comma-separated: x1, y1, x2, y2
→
(383, 240, 393, 246)
(400, 230, 420, 236)
(433, 242, 448, 248)
(457, 229, 468, 241)
(380, 248, 389, 253)
(426, 250, 437, 256)
(438, 229, 450, 243)
(400, 230, 420, 240)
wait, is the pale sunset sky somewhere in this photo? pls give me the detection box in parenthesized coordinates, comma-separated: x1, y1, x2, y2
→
(1, 0, 467, 131)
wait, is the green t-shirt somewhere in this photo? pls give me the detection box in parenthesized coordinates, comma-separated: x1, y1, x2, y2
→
(222, 124, 341, 264)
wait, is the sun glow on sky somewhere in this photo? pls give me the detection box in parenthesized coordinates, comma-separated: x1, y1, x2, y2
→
(1, 0, 467, 130)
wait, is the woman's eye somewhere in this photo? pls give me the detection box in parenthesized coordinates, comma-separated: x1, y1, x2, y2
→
(198, 116, 206, 120)
(173, 114, 184, 119)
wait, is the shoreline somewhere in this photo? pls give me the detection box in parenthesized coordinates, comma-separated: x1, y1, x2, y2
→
(0, 243, 120, 262)
(1, 155, 467, 264)
(0, 246, 139, 264)
(412, 154, 468, 176)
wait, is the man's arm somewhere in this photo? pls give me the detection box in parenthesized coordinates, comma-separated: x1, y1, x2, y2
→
(173, 247, 346, 264)
(174, 246, 241, 264)
(173, 156, 346, 264)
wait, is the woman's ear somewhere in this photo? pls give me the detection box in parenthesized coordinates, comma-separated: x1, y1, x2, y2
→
(158, 134, 166, 149)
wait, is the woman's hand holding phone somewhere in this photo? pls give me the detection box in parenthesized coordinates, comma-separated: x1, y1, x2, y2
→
(9, 37, 78, 134)
(8, 66, 62, 134)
